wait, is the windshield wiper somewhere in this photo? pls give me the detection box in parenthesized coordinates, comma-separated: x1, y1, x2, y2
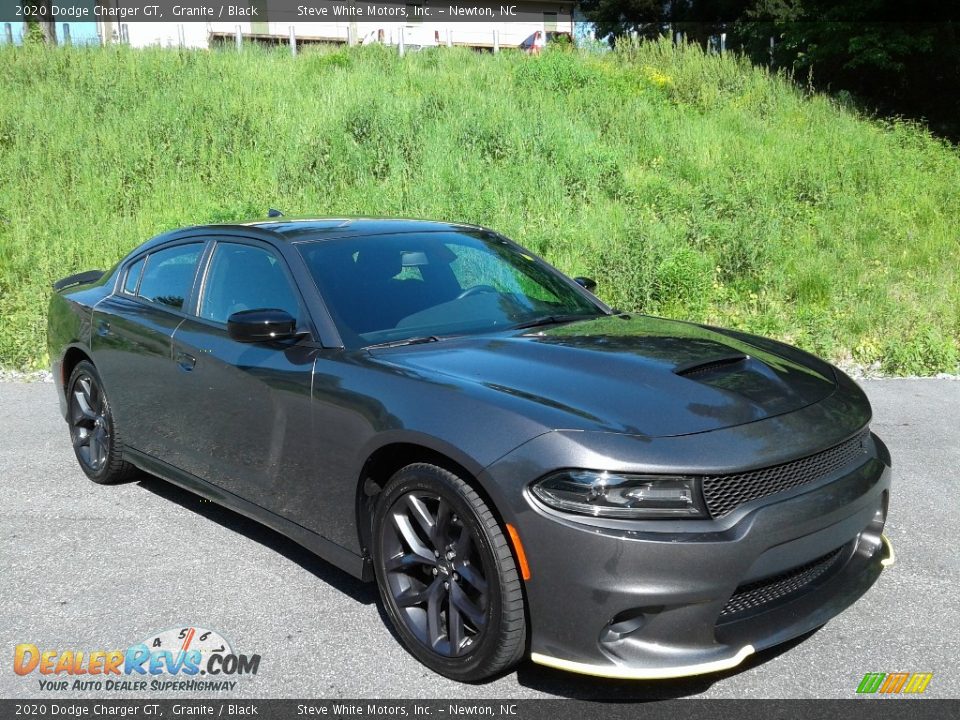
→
(510, 314, 599, 331)
(365, 335, 441, 349)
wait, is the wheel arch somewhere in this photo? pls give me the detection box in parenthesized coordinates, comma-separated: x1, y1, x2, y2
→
(56, 345, 96, 420)
(354, 438, 503, 565)
(61, 345, 94, 391)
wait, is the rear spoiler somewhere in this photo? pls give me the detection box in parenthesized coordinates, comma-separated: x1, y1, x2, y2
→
(53, 270, 105, 292)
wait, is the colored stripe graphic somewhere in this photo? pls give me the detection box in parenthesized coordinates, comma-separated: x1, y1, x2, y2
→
(856, 672, 933, 694)
(880, 672, 910, 693)
(903, 673, 934, 694)
(857, 673, 886, 693)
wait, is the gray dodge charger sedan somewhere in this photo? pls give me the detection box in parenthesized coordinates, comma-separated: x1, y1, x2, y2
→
(48, 218, 894, 682)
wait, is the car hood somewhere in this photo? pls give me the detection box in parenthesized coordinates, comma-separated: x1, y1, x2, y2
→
(370, 315, 838, 437)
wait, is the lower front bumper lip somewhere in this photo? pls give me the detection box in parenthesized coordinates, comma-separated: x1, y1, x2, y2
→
(529, 534, 896, 680)
(530, 645, 756, 680)
(880, 532, 896, 567)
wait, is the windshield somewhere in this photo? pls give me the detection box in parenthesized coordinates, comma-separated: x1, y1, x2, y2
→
(297, 230, 604, 348)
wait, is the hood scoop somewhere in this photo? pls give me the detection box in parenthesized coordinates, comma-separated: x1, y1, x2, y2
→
(674, 353, 749, 378)
(673, 350, 818, 417)
(374, 314, 837, 437)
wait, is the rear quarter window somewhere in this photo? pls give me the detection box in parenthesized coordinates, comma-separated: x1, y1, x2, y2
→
(123, 257, 144, 295)
(136, 243, 203, 311)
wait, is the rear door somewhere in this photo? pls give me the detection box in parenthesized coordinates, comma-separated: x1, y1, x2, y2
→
(92, 241, 205, 459)
(169, 238, 320, 519)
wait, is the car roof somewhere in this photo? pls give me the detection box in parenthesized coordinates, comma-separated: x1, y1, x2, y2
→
(132, 217, 495, 257)
(242, 217, 487, 243)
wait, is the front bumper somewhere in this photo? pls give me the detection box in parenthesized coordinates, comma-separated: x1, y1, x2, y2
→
(482, 429, 892, 679)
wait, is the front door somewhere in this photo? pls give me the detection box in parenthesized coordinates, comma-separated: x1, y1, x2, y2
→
(169, 239, 319, 521)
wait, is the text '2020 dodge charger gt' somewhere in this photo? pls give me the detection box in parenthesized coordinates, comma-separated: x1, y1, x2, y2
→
(48, 218, 894, 681)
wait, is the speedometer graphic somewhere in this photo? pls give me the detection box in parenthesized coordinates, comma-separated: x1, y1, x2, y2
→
(137, 626, 233, 669)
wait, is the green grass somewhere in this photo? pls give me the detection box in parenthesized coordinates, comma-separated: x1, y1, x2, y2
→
(1, 40, 958, 374)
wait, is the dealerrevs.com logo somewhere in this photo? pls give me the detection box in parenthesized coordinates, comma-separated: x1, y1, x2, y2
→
(856, 672, 934, 695)
(13, 627, 260, 692)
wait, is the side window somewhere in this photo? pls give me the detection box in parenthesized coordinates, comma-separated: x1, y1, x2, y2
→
(136, 244, 202, 310)
(199, 242, 300, 324)
(123, 257, 144, 295)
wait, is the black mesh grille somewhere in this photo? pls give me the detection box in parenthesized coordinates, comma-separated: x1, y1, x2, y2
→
(702, 430, 870, 518)
(719, 547, 844, 620)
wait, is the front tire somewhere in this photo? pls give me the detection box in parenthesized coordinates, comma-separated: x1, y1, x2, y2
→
(66, 360, 136, 484)
(372, 463, 526, 682)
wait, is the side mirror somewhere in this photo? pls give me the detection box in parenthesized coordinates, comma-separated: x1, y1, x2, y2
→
(574, 277, 597, 293)
(227, 309, 298, 343)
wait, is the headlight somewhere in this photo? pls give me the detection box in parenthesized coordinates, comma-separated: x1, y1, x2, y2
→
(530, 470, 707, 519)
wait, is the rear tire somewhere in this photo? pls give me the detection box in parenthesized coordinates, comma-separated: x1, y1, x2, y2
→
(66, 360, 136, 484)
(372, 463, 526, 682)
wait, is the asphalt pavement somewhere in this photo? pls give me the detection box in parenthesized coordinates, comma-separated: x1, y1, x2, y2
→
(1, 379, 957, 700)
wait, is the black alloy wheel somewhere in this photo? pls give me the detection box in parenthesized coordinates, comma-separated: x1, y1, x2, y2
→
(383, 491, 488, 656)
(67, 360, 135, 484)
(372, 463, 526, 681)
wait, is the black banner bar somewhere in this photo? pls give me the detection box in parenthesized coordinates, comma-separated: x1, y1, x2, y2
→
(1, 700, 959, 720)
(1, 0, 959, 25)
(6, 1, 565, 25)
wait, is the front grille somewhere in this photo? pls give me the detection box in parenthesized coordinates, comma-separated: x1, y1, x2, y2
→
(702, 429, 870, 518)
(719, 546, 844, 620)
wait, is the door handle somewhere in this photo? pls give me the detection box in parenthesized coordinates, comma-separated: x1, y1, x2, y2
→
(176, 351, 196, 372)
